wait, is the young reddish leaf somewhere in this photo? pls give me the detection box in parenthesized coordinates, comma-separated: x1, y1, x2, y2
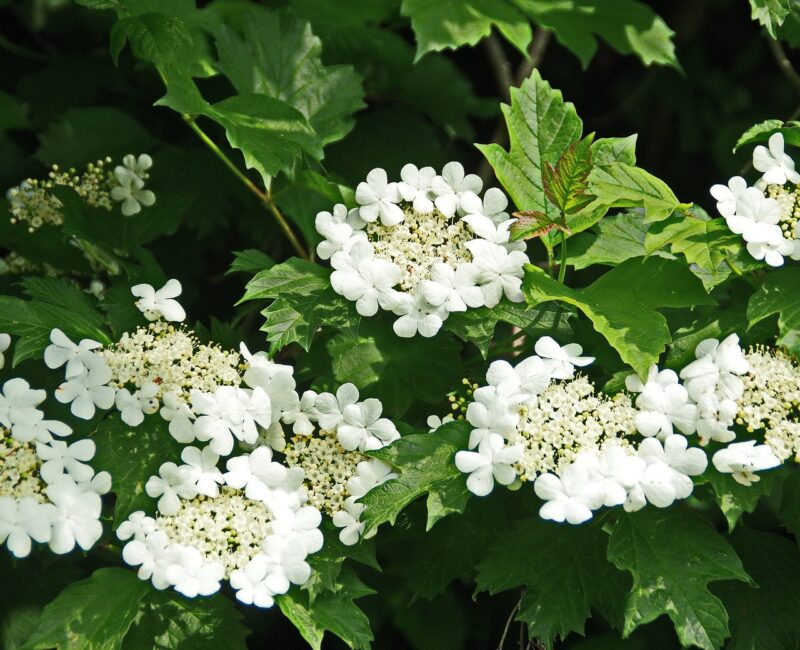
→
(542, 133, 596, 215)
(510, 210, 571, 241)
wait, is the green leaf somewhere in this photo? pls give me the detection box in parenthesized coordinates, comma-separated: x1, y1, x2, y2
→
(749, 0, 793, 38)
(91, 415, 183, 526)
(607, 508, 751, 650)
(477, 70, 583, 225)
(0, 278, 111, 366)
(523, 256, 714, 377)
(111, 13, 208, 114)
(360, 420, 471, 534)
(121, 591, 249, 649)
(747, 267, 800, 355)
(715, 526, 800, 650)
(403, 496, 515, 601)
(326, 321, 463, 417)
(591, 134, 638, 166)
(227, 249, 275, 275)
(706, 468, 787, 531)
(514, 0, 678, 68)
(645, 214, 743, 289)
(214, 7, 365, 145)
(476, 517, 629, 646)
(780, 469, 800, 539)
(542, 133, 596, 215)
(0, 90, 29, 130)
(23, 569, 149, 650)
(444, 299, 574, 357)
(278, 570, 374, 650)
(205, 94, 323, 188)
(241, 259, 358, 352)
(305, 521, 379, 600)
(733, 119, 800, 152)
(567, 210, 672, 270)
(588, 162, 682, 223)
(401, 0, 532, 59)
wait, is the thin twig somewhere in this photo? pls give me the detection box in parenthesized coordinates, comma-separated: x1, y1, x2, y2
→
(479, 28, 552, 183)
(767, 38, 800, 94)
(497, 596, 523, 650)
(484, 34, 514, 103)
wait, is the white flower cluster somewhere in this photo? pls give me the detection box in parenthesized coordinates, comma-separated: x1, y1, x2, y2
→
(283, 384, 399, 546)
(118, 445, 321, 608)
(0, 377, 108, 558)
(711, 133, 800, 266)
(6, 153, 156, 231)
(316, 163, 530, 337)
(455, 334, 788, 525)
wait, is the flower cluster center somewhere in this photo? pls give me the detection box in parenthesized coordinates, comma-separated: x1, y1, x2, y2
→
(156, 487, 271, 577)
(367, 204, 473, 292)
(766, 184, 800, 241)
(0, 428, 45, 501)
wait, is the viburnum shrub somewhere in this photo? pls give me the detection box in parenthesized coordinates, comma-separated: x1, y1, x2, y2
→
(3, 1, 800, 649)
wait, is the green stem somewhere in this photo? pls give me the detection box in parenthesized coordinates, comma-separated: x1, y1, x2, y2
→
(182, 114, 310, 260)
(557, 233, 568, 284)
(546, 245, 555, 278)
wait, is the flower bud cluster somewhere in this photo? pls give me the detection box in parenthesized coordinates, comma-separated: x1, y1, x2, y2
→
(316, 162, 530, 338)
(6, 153, 156, 232)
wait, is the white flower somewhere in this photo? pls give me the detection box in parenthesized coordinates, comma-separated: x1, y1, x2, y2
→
(111, 171, 155, 216)
(534, 463, 605, 524)
(726, 188, 780, 236)
(239, 344, 299, 420)
(455, 433, 522, 496)
(0, 333, 10, 369)
(117, 153, 153, 181)
(12, 418, 71, 445)
(47, 476, 103, 554)
(330, 240, 401, 316)
(427, 413, 454, 432)
(131, 279, 186, 322)
(315, 210, 367, 260)
(534, 336, 594, 380)
(346, 459, 397, 499)
(626, 366, 697, 439)
(282, 390, 319, 436)
(115, 382, 159, 427)
(431, 162, 482, 217)
(122, 529, 174, 588)
(0, 496, 54, 558)
(259, 534, 312, 594)
(0, 378, 46, 439)
(43, 329, 104, 376)
(332, 499, 366, 546)
(315, 383, 360, 431)
(392, 293, 446, 338)
(419, 262, 484, 313)
(752, 133, 800, 186)
(192, 386, 272, 457)
(632, 435, 707, 508)
(223, 446, 301, 506)
(166, 546, 225, 598)
(710, 176, 748, 218)
(116, 511, 156, 542)
(355, 168, 403, 226)
(338, 399, 400, 452)
(160, 391, 196, 443)
(398, 163, 436, 213)
(712, 441, 781, 486)
(36, 439, 96, 484)
(746, 236, 795, 267)
(459, 187, 509, 224)
(485, 356, 552, 403)
(145, 462, 197, 515)
(230, 555, 276, 608)
(55, 364, 115, 420)
(462, 214, 524, 252)
(466, 240, 527, 307)
(682, 335, 748, 402)
(180, 446, 224, 497)
(269, 506, 324, 555)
